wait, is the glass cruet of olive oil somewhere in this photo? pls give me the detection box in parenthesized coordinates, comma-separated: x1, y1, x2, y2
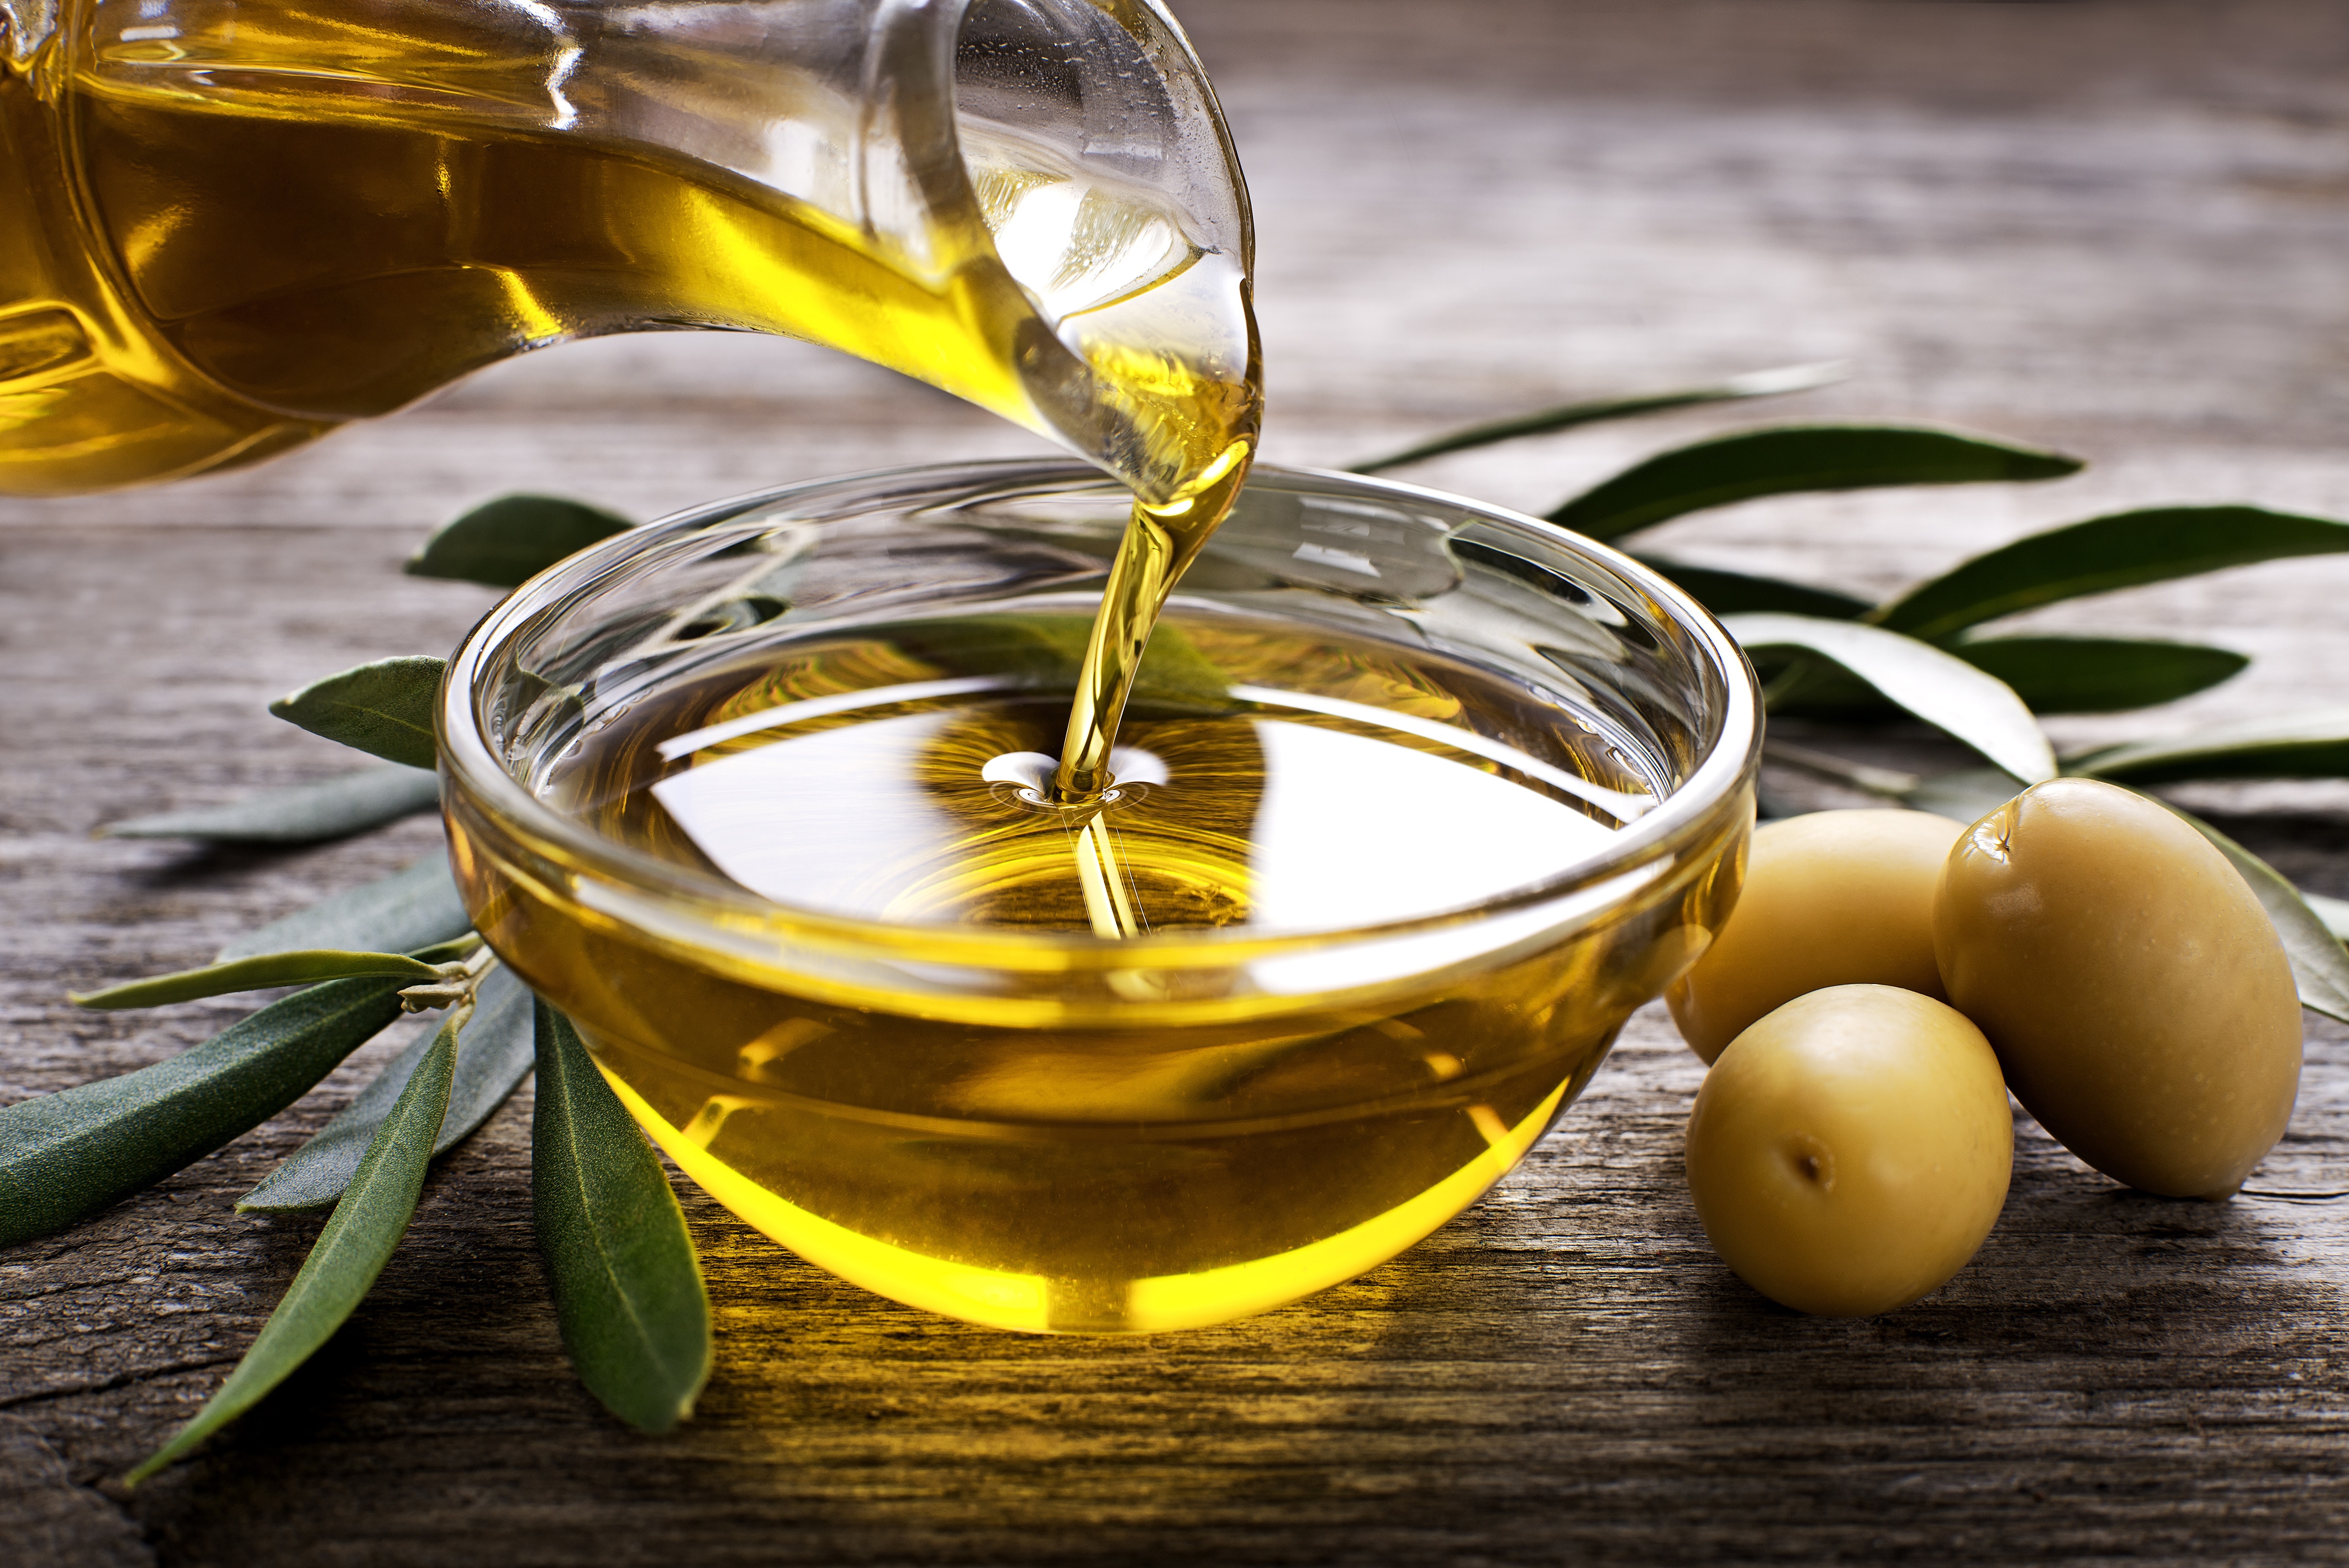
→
(0, 0, 1258, 507)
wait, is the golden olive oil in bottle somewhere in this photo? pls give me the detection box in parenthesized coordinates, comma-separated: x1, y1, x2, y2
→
(0, 3, 1261, 506)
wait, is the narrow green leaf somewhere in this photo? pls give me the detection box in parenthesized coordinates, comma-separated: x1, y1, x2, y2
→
(2302, 891, 2349, 943)
(405, 493, 634, 588)
(1547, 425, 2083, 543)
(240, 966, 534, 1213)
(1135, 626, 1233, 709)
(1346, 361, 1846, 473)
(70, 949, 445, 1010)
(1902, 767, 2024, 825)
(99, 764, 440, 845)
(1632, 555, 1871, 618)
(2165, 807, 2349, 1027)
(1950, 636, 2248, 714)
(1773, 635, 2250, 719)
(2067, 707, 2349, 786)
(0, 978, 408, 1246)
(1724, 612, 2056, 783)
(533, 1002, 709, 1432)
(220, 851, 472, 964)
(127, 1008, 461, 1484)
(1875, 507, 2349, 642)
(1741, 650, 1887, 719)
(268, 656, 446, 770)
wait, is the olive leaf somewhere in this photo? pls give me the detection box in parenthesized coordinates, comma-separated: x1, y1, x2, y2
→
(1771, 636, 2250, 719)
(239, 965, 535, 1213)
(1874, 507, 2349, 643)
(1633, 556, 1872, 619)
(1548, 426, 2084, 543)
(2165, 808, 2349, 1027)
(1902, 766, 2025, 825)
(1951, 636, 2248, 715)
(126, 1004, 464, 1485)
(405, 493, 634, 588)
(1723, 612, 2057, 783)
(70, 949, 451, 1010)
(0, 977, 411, 1247)
(1346, 361, 1846, 473)
(99, 764, 441, 845)
(2301, 891, 2349, 943)
(2067, 708, 2349, 786)
(219, 851, 473, 964)
(533, 1002, 709, 1433)
(268, 656, 447, 770)
(1134, 625, 1233, 709)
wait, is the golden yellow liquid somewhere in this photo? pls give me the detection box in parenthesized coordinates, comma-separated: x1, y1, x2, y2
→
(448, 611, 1735, 1332)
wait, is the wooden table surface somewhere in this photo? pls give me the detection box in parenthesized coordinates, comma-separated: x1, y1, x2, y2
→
(7, 2, 2349, 1562)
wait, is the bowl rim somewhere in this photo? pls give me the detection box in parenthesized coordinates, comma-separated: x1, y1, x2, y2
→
(438, 458, 1761, 962)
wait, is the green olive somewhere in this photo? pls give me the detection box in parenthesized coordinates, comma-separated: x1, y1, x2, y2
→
(1933, 777, 2300, 1200)
(1685, 984, 2013, 1317)
(1668, 809, 1962, 1064)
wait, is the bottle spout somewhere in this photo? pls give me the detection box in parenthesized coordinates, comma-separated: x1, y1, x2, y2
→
(947, 1, 1262, 505)
(558, 0, 1262, 505)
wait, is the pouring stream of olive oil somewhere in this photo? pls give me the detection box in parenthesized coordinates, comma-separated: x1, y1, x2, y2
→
(10, 9, 1669, 1329)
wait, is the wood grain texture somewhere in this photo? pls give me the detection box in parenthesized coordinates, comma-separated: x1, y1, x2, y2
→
(6, 1, 2349, 1561)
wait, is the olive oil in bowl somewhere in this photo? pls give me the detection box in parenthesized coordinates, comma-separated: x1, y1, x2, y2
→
(443, 464, 1760, 1332)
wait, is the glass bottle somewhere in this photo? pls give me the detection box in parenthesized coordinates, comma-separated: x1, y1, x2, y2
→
(0, 0, 1258, 498)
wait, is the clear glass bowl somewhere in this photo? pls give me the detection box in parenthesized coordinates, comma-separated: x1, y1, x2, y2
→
(439, 460, 1760, 1333)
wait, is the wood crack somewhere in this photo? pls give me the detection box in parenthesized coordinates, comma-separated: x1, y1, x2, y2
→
(0, 1353, 242, 1412)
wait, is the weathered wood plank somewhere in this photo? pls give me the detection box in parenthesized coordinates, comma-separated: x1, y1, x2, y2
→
(4, 1, 2348, 1562)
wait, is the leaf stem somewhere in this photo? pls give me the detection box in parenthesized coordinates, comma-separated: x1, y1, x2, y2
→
(398, 944, 497, 1014)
